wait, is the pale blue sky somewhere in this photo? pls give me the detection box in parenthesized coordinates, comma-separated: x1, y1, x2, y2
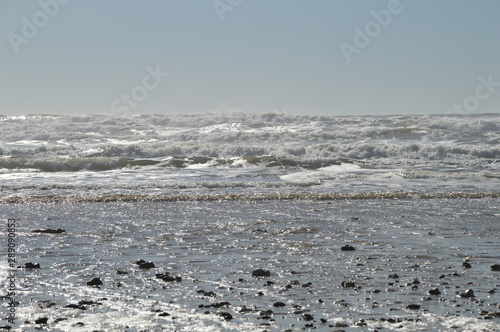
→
(1, 0, 499, 116)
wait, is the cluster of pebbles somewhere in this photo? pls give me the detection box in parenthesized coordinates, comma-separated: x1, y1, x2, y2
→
(7, 242, 500, 331)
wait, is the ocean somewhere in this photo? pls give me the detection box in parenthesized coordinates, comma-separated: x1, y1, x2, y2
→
(1, 112, 499, 331)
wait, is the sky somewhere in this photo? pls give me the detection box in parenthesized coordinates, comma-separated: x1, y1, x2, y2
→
(1, 0, 499, 117)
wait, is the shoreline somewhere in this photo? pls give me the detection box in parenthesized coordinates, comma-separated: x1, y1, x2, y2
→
(1, 191, 500, 204)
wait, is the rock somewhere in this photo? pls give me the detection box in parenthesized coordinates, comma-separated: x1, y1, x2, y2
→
(407, 304, 421, 310)
(388, 274, 400, 279)
(341, 281, 356, 288)
(33, 228, 65, 234)
(34, 317, 48, 324)
(335, 322, 349, 327)
(0, 325, 11, 330)
(204, 301, 231, 308)
(462, 262, 472, 269)
(239, 307, 254, 314)
(158, 312, 170, 317)
(252, 269, 271, 277)
(491, 264, 500, 271)
(273, 301, 286, 307)
(86, 277, 103, 286)
(140, 262, 155, 269)
(260, 310, 273, 315)
(23, 262, 40, 269)
(116, 270, 128, 275)
(341, 245, 356, 251)
(301, 282, 313, 288)
(218, 312, 233, 320)
(78, 300, 101, 306)
(460, 289, 475, 298)
(155, 273, 181, 282)
(429, 288, 441, 295)
(65, 304, 86, 310)
(320, 318, 327, 323)
(302, 314, 314, 321)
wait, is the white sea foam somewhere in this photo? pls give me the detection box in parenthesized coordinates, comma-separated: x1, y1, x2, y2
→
(0, 113, 499, 198)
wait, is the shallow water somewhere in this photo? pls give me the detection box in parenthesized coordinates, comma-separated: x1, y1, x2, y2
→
(1, 198, 499, 331)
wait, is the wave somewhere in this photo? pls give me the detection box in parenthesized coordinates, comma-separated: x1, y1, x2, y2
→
(1, 142, 499, 172)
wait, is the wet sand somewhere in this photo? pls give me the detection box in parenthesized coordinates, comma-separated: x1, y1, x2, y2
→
(1, 198, 499, 331)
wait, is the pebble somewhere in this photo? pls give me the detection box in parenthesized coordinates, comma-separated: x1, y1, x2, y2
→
(460, 289, 475, 298)
(429, 288, 441, 295)
(86, 277, 103, 287)
(252, 269, 271, 277)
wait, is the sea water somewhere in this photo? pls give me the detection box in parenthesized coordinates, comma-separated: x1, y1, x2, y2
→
(0, 113, 499, 331)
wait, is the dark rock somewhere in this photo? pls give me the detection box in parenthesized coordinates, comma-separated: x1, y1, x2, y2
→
(257, 291, 264, 296)
(260, 310, 273, 315)
(239, 307, 254, 314)
(491, 264, 500, 271)
(341, 245, 356, 251)
(252, 269, 271, 277)
(429, 288, 441, 295)
(135, 259, 146, 265)
(218, 312, 233, 320)
(407, 304, 421, 310)
(460, 289, 475, 298)
(320, 318, 327, 323)
(78, 300, 101, 306)
(158, 312, 170, 317)
(139, 261, 155, 269)
(462, 262, 472, 269)
(116, 270, 128, 275)
(203, 291, 217, 297)
(23, 262, 40, 269)
(264, 281, 274, 286)
(301, 282, 313, 288)
(302, 314, 314, 321)
(86, 277, 103, 286)
(33, 228, 65, 234)
(0, 325, 11, 330)
(155, 273, 181, 282)
(388, 274, 400, 279)
(204, 301, 231, 308)
(342, 281, 356, 288)
(335, 322, 349, 327)
(273, 301, 286, 307)
(65, 304, 86, 310)
(34, 317, 48, 324)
